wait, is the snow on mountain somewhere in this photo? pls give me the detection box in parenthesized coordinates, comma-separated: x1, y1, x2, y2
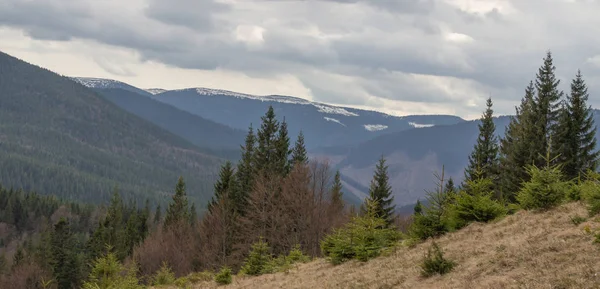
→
(146, 88, 167, 95)
(408, 122, 435, 128)
(191, 87, 359, 117)
(71, 77, 122, 88)
(324, 117, 346, 126)
(364, 124, 388, 131)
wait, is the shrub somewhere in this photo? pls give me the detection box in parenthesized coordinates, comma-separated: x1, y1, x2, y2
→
(321, 203, 401, 265)
(449, 177, 506, 229)
(420, 241, 455, 277)
(214, 267, 232, 285)
(579, 179, 600, 216)
(517, 164, 568, 210)
(286, 244, 311, 264)
(570, 215, 587, 226)
(152, 262, 176, 286)
(239, 237, 273, 276)
(82, 251, 143, 289)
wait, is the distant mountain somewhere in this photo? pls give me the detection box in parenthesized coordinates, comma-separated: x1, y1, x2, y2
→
(0, 51, 224, 207)
(89, 88, 246, 156)
(71, 77, 153, 97)
(146, 88, 167, 95)
(71, 78, 465, 149)
(333, 111, 600, 207)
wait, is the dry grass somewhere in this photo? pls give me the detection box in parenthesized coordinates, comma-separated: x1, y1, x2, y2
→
(158, 202, 600, 289)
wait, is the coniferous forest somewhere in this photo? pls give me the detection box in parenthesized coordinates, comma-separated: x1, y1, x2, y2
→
(2, 51, 600, 288)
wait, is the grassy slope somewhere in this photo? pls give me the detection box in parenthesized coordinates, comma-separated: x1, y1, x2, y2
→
(186, 202, 600, 288)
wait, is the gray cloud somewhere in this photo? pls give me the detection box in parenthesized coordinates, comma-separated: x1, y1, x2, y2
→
(2, 0, 600, 118)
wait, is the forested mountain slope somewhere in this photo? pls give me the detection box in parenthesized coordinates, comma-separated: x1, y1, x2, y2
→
(0, 51, 223, 206)
(93, 88, 245, 157)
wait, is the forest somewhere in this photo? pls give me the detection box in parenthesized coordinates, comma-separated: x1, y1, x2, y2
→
(1, 51, 600, 288)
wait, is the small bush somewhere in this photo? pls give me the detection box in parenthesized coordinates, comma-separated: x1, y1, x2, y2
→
(579, 180, 600, 216)
(286, 244, 311, 264)
(152, 262, 176, 286)
(240, 237, 273, 276)
(570, 215, 587, 226)
(321, 211, 401, 265)
(82, 251, 143, 289)
(420, 241, 455, 277)
(449, 177, 506, 229)
(517, 164, 568, 210)
(214, 267, 232, 285)
(185, 271, 213, 283)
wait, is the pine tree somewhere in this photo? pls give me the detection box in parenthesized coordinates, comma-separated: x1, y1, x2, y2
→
(555, 70, 599, 180)
(533, 51, 563, 166)
(234, 124, 256, 216)
(330, 170, 345, 213)
(164, 176, 190, 229)
(444, 177, 456, 195)
(274, 118, 292, 176)
(153, 204, 161, 224)
(189, 203, 198, 225)
(291, 131, 308, 166)
(50, 218, 79, 289)
(413, 200, 423, 215)
(464, 97, 500, 191)
(499, 82, 537, 202)
(209, 161, 236, 213)
(362, 156, 395, 226)
(254, 106, 280, 176)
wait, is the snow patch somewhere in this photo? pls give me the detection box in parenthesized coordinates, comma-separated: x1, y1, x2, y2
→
(146, 88, 167, 95)
(324, 117, 346, 126)
(71, 77, 122, 88)
(408, 122, 435, 128)
(314, 104, 360, 117)
(364, 124, 388, 131)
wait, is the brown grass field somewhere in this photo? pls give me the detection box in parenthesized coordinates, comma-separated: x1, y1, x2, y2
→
(161, 202, 600, 289)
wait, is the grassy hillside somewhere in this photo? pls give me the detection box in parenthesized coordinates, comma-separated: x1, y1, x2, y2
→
(180, 202, 600, 288)
(0, 51, 223, 206)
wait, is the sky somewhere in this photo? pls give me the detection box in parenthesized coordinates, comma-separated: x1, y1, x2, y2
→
(1, 0, 600, 120)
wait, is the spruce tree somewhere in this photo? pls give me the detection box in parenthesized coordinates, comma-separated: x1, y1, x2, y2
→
(555, 70, 599, 180)
(234, 124, 256, 216)
(254, 106, 280, 176)
(330, 170, 345, 213)
(362, 156, 395, 226)
(50, 218, 79, 289)
(444, 177, 456, 195)
(464, 97, 500, 191)
(499, 82, 537, 201)
(164, 176, 190, 229)
(533, 51, 563, 166)
(209, 161, 236, 213)
(291, 130, 308, 166)
(274, 118, 292, 176)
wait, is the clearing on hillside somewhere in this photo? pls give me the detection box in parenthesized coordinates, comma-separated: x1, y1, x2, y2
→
(175, 202, 600, 289)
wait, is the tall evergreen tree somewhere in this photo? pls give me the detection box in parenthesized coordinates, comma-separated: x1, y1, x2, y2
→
(275, 118, 292, 175)
(254, 106, 280, 176)
(330, 170, 345, 213)
(555, 70, 599, 179)
(209, 161, 236, 213)
(444, 177, 456, 196)
(533, 51, 563, 166)
(50, 218, 79, 289)
(499, 82, 537, 201)
(464, 97, 500, 193)
(291, 130, 308, 166)
(164, 176, 190, 229)
(234, 124, 256, 216)
(362, 156, 395, 226)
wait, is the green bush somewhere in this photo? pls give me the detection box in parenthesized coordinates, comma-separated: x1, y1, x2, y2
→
(517, 164, 568, 210)
(420, 241, 455, 277)
(152, 262, 176, 286)
(570, 215, 587, 226)
(214, 267, 232, 285)
(82, 251, 143, 289)
(286, 244, 311, 264)
(579, 179, 600, 216)
(449, 177, 506, 229)
(320, 206, 401, 265)
(240, 237, 274, 276)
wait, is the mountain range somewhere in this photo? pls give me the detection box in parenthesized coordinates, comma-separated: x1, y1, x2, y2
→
(4, 50, 600, 211)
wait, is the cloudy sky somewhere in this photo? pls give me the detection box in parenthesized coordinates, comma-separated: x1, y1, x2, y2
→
(1, 0, 599, 119)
